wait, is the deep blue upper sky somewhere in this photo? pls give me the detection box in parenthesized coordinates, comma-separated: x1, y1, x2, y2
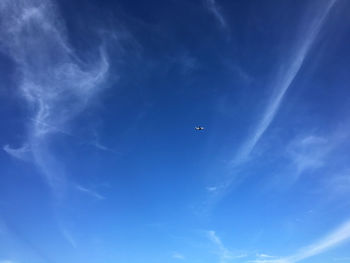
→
(1, 0, 350, 263)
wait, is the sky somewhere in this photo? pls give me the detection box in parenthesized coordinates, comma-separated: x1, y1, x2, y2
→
(0, 0, 350, 262)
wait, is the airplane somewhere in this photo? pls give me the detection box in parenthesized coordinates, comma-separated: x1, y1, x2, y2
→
(195, 126, 204, 130)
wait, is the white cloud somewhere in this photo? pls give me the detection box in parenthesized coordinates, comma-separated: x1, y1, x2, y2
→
(3, 144, 31, 162)
(286, 135, 331, 180)
(206, 186, 218, 192)
(207, 231, 247, 263)
(233, 0, 338, 165)
(248, 260, 286, 263)
(204, 0, 227, 29)
(91, 141, 110, 151)
(257, 254, 276, 259)
(290, 221, 350, 261)
(0, 0, 110, 193)
(201, 0, 341, 203)
(208, 230, 223, 246)
(61, 228, 77, 248)
(172, 252, 185, 260)
(250, 220, 350, 263)
(284, 129, 349, 184)
(88, 131, 119, 153)
(76, 185, 105, 200)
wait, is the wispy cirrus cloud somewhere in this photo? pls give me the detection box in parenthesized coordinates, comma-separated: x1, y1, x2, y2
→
(249, 220, 350, 263)
(60, 227, 77, 248)
(3, 144, 31, 162)
(204, 0, 227, 29)
(76, 185, 105, 200)
(208, 230, 247, 263)
(233, 0, 338, 165)
(204, 0, 339, 199)
(248, 259, 286, 263)
(0, 0, 109, 194)
(256, 254, 276, 259)
(285, 135, 331, 181)
(282, 128, 349, 184)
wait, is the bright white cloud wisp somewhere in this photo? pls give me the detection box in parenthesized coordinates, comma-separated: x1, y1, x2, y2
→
(250, 220, 350, 263)
(233, 0, 338, 164)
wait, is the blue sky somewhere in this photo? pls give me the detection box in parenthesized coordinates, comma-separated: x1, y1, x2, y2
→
(1, 0, 350, 262)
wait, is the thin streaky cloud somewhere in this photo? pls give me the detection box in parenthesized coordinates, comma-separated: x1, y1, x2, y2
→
(30, 118, 117, 153)
(91, 140, 110, 151)
(208, 230, 247, 263)
(89, 131, 119, 153)
(233, 0, 338, 164)
(61, 228, 77, 248)
(249, 220, 350, 263)
(257, 254, 276, 259)
(204, 0, 227, 29)
(288, 220, 350, 262)
(76, 185, 105, 200)
(29, 118, 73, 137)
(208, 230, 232, 263)
(208, 230, 223, 246)
(248, 260, 286, 263)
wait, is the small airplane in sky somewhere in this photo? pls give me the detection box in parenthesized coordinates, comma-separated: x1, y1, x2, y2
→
(195, 126, 204, 130)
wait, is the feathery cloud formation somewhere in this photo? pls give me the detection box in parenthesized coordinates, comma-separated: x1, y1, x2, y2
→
(0, 0, 109, 193)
